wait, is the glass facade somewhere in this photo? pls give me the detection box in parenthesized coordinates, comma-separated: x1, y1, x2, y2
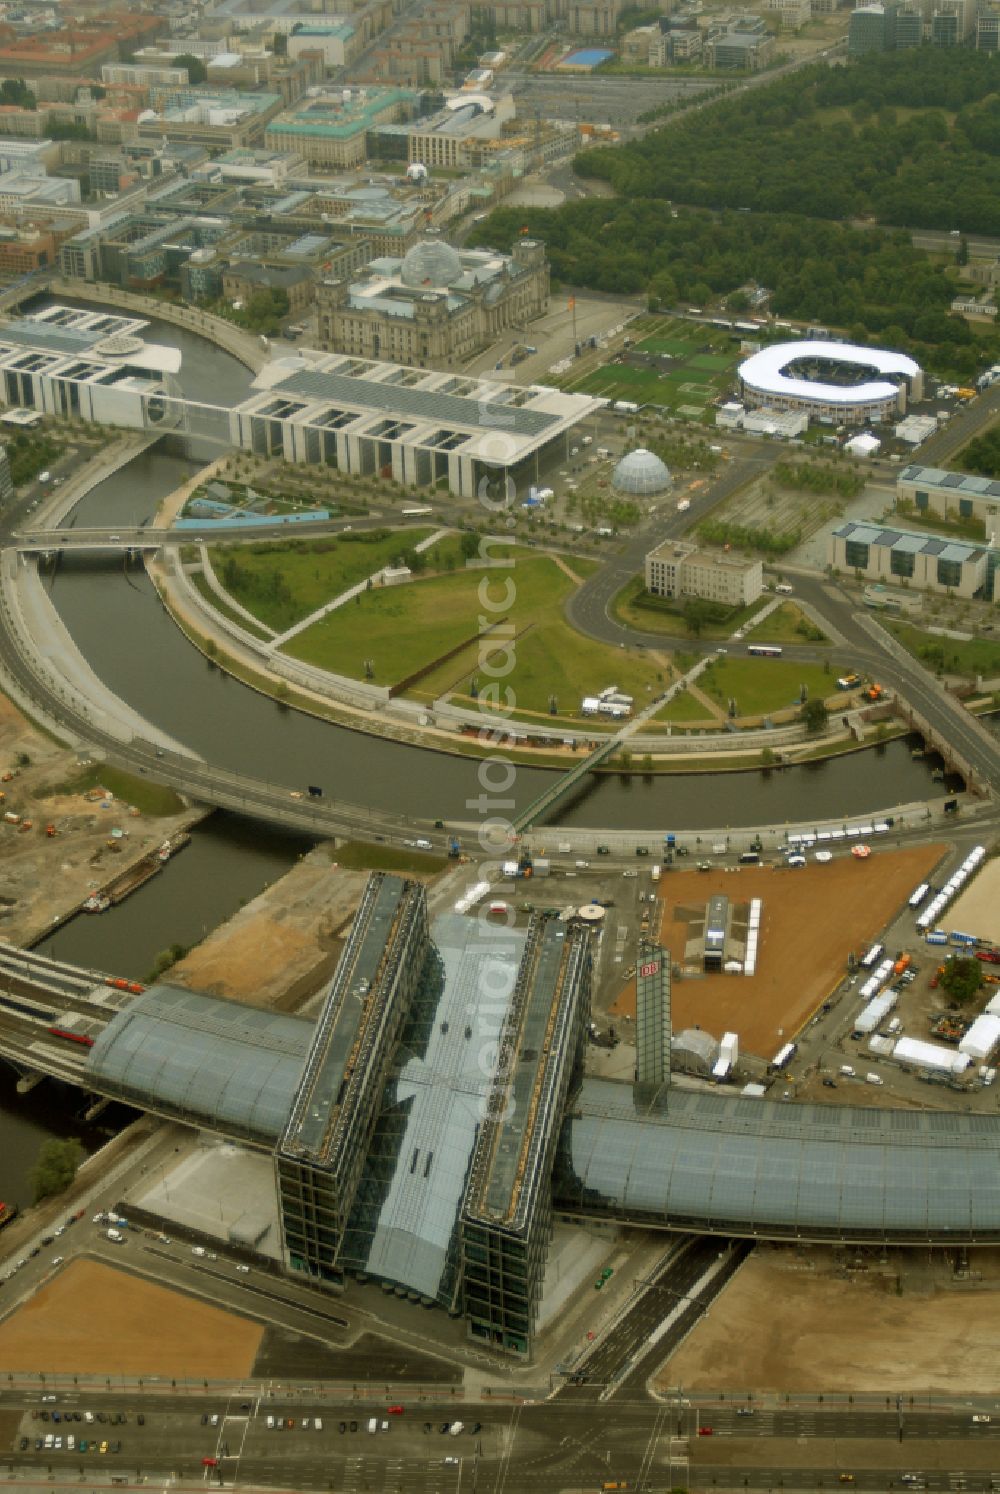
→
(890, 548, 915, 579)
(937, 557, 962, 589)
(845, 539, 870, 569)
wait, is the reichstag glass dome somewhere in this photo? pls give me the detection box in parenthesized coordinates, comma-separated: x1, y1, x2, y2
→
(400, 235, 463, 289)
(612, 448, 671, 496)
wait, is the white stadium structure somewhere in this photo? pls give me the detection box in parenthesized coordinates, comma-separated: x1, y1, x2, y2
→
(737, 339, 923, 422)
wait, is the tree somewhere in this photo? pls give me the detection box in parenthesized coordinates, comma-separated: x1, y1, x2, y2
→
(30, 1138, 84, 1204)
(799, 697, 829, 734)
(939, 954, 982, 1004)
(175, 53, 208, 85)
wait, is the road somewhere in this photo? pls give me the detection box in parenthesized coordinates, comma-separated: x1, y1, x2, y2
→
(8, 1387, 1000, 1493)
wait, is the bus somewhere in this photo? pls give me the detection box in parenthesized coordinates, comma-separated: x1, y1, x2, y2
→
(747, 644, 782, 658)
(771, 1041, 797, 1071)
(908, 882, 931, 910)
(860, 942, 884, 970)
(401, 505, 432, 517)
(949, 930, 978, 947)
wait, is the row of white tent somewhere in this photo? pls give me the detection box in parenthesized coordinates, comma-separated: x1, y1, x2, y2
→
(916, 845, 986, 931)
(744, 898, 762, 978)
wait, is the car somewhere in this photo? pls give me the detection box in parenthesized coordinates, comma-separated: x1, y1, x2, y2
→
(19, 1437, 27, 1451)
(41, 1395, 56, 1403)
(972, 1414, 991, 1423)
(285, 1418, 294, 1429)
(53, 1226, 65, 1238)
(72, 1413, 82, 1423)
(338, 1421, 346, 1434)
(839, 1477, 855, 1484)
(99, 1442, 108, 1455)
(202, 1457, 218, 1468)
(79, 1441, 88, 1454)
(381, 1421, 389, 1432)
(736, 1409, 754, 1418)
(596, 845, 611, 855)
(950, 229, 961, 236)
(349, 1421, 358, 1433)
(41, 1235, 54, 1246)
(471, 1422, 483, 1434)
(301, 1418, 310, 1429)
(34, 1439, 42, 1451)
(445, 1456, 459, 1466)
(137, 1415, 145, 1427)
(67, 1436, 75, 1450)
(201, 1414, 209, 1426)
(54, 1437, 62, 1451)
(698, 1426, 713, 1436)
(787, 854, 806, 868)
(96, 1413, 107, 1424)
(52, 1413, 61, 1423)
(111, 1442, 121, 1454)
(387, 1405, 404, 1415)
(40, 1412, 49, 1422)
(51, 1256, 63, 1266)
(210, 1414, 219, 1427)
(715, 646, 727, 654)
(235, 1264, 250, 1274)
(822, 1078, 837, 1089)
(814, 850, 833, 863)
(439, 1422, 451, 1434)
(84, 1412, 94, 1424)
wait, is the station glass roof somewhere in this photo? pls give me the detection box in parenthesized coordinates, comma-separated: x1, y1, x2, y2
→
(86, 984, 309, 1143)
(274, 368, 559, 436)
(556, 1078, 1000, 1241)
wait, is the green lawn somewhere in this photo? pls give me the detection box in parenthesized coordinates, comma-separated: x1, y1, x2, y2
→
(745, 601, 830, 646)
(189, 571, 274, 641)
(330, 841, 448, 874)
(204, 529, 464, 633)
(653, 688, 718, 724)
(286, 548, 667, 719)
(886, 620, 1000, 679)
(637, 336, 701, 356)
(688, 353, 734, 372)
(698, 658, 838, 718)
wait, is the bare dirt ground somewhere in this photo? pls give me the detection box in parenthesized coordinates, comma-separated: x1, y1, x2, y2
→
(946, 858, 1000, 945)
(609, 846, 943, 1058)
(0, 1258, 262, 1378)
(658, 1246, 1000, 1394)
(169, 849, 368, 1011)
(0, 697, 196, 945)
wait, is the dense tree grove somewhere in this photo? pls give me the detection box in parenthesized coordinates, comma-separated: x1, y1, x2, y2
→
(575, 49, 1000, 234)
(472, 204, 1000, 378)
(959, 427, 1000, 480)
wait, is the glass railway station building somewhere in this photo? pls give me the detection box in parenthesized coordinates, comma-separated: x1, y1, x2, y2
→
(82, 874, 1000, 1360)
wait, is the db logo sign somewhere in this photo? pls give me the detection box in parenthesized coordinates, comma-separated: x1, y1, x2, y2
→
(639, 960, 660, 978)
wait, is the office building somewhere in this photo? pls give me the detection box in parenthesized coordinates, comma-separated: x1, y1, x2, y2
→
(895, 463, 1000, 535)
(645, 538, 764, 608)
(264, 88, 414, 169)
(829, 520, 994, 599)
(635, 942, 671, 1094)
(460, 916, 591, 1356)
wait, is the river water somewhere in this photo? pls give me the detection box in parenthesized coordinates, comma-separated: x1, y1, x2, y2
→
(0, 298, 964, 1204)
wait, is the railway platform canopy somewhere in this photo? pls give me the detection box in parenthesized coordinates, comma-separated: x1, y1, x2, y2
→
(556, 1077, 1000, 1244)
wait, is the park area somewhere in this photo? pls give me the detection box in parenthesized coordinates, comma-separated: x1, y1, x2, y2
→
(282, 544, 670, 724)
(658, 1245, 1000, 1393)
(562, 315, 743, 420)
(610, 845, 942, 1058)
(656, 655, 840, 727)
(0, 1260, 263, 1377)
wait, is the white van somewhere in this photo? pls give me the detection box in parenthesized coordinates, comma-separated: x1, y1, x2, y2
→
(192, 1246, 206, 1257)
(839, 1065, 855, 1077)
(449, 1421, 464, 1437)
(866, 1072, 883, 1086)
(367, 1418, 378, 1434)
(314, 1418, 323, 1432)
(650, 865, 661, 882)
(415, 838, 432, 851)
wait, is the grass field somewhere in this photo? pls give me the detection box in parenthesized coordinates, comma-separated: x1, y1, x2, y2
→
(654, 688, 718, 724)
(698, 657, 837, 717)
(562, 315, 742, 417)
(887, 620, 1000, 679)
(205, 528, 457, 633)
(746, 601, 830, 646)
(285, 547, 665, 719)
(331, 841, 448, 874)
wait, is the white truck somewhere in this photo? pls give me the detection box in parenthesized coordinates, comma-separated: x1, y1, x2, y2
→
(676, 498, 691, 513)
